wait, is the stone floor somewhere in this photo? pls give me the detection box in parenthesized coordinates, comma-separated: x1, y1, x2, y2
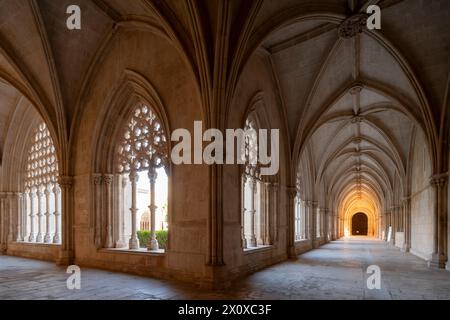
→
(1, 237, 450, 300)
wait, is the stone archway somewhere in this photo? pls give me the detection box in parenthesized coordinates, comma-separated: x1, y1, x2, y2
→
(352, 213, 368, 236)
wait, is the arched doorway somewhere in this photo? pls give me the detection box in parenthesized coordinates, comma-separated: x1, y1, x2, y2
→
(352, 213, 368, 236)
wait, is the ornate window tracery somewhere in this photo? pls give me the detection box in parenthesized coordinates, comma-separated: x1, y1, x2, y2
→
(241, 113, 274, 250)
(23, 122, 61, 244)
(114, 103, 169, 251)
(294, 176, 307, 241)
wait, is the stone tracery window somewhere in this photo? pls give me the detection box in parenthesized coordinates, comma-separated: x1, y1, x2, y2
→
(115, 103, 169, 251)
(316, 207, 321, 238)
(23, 122, 61, 244)
(294, 177, 307, 241)
(241, 115, 271, 249)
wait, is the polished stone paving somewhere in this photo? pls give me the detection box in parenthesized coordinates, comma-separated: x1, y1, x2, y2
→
(1, 237, 450, 300)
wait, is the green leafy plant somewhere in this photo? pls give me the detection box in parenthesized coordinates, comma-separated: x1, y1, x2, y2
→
(137, 230, 168, 250)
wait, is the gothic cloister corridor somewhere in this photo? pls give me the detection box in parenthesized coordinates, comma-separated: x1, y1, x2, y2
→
(0, 0, 449, 306)
(1, 238, 449, 300)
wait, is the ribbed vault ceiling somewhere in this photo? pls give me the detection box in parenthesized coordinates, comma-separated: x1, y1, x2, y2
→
(262, 4, 430, 224)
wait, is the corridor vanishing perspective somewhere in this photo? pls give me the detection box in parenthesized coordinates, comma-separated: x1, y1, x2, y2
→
(0, 0, 450, 300)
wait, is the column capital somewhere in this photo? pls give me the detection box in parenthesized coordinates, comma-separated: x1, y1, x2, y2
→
(93, 173, 103, 185)
(103, 174, 114, 185)
(53, 184, 61, 194)
(430, 174, 448, 188)
(148, 169, 158, 182)
(5, 192, 15, 198)
(287, 186, 297, 198)
(58, 176, 74, 189)
(129, 170, 139, 183)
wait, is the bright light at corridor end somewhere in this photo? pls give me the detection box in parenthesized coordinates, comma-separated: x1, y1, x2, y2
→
(339, 187, 380, 238)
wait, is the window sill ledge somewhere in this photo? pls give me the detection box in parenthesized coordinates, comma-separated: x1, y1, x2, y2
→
(294, 239, 309, 244)
(99, 248, 166, 256)
(243, 245, 274, 255)
(11, 241, 61, 247)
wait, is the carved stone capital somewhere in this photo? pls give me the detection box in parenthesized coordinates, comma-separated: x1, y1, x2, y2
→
(103, 174, 114, 185)
(58, 176, 74, 189)
(53, 185, 61, 194)
(338, 13, 368, 39)
(148, 169, 158, 183)
(430, 174, 448, 188)
(129, 171, 139, 183)
(93, 174, 103, 186)
(287, 186, 297, 198)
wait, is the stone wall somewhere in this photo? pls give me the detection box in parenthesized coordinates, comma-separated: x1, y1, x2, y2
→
(410, 130, 434, 261)
(71, 30, 211, 286)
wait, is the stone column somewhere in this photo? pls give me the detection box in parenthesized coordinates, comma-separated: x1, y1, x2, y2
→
(260, 182, 272, 245)
(272, 183, 279, 243)
(116, 176, 128, 248)
(385, 212, 390, 242)
(57, 176, 74, 265)
(314, 203, 319, 245)
(147, 168, 159, 251)
(389, 209, 395, 245)
(323, 208, 330, 241)
(16, 193, 24, 242)
(263, 182, 272, 245)
(93, 174, 103, 248)
(128, 171, 139, 250)
(401, 204, 405, 231)
(311, 202, 318, 248)
(241, 176, 247, 249)
(392, 206, 398, 233)
(300, 200, 306, 240)
(36, 188, 44, 243)
(297, 199, 301, 241)
(305, 201, 312, 240)
(287, 186, 297, 258)
(247, 176, 257, 247)
(379, 213, 384, 240)
(7, 193, 14, 243)
(0, 194, 6, 253)
(104, 174, 114, 248)
(293, 196, 298, 241)
(28, 188, 36, 242)
(402, 197, 411, 252)
(316, 207, 323, 239)
(44, 185, 52, 243)
(330, 210, 335, 240)
(429, 174, 448, 269)
(21, 191, 28, 241)
(53, 185, 61, 244)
